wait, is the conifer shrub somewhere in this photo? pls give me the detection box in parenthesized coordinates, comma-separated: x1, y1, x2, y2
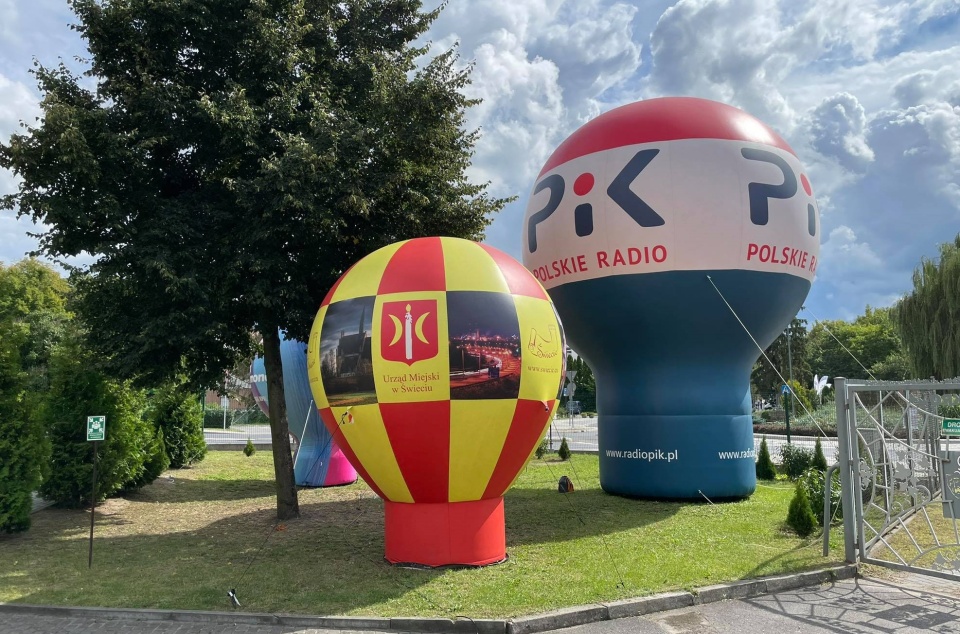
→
(786, 481, 818, 537)
(244, 438, 256, 457)
(151, 383, 206, 468)
(558, 437, 571, 461)
(812, 436, 829, 471)
(755, 436, 777, 480)
(123, 426, 170, 492)
(535, 437, 549, 460)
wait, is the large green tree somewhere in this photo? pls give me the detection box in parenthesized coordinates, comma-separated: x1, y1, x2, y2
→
(751, 317, 811, 398)
(808, 306, 910, 382)
(895, 236, 960, 379)
(565, 354, 596, 414)
(1, 0, 507, 519)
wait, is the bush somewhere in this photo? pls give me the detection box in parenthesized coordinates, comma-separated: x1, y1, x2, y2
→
(760, 409, 786, 422)
(123, 426, 170, 492)
(755, 436, 777, 480)
(244, 438, 256, 457)
(780, 443, 813, 479)
(941, 396, 960, 419)
(203, 406, 233, 429)
(152, 384, 206, 468)
(535, 437, 549, 460)
(558, 437, 571, 461)
(812, 436, 828, 471)
(38, 337, 154, 507)
(0, 328, 48, 533)
(799, 466, 842, 524)
(786, 481, 818, 537)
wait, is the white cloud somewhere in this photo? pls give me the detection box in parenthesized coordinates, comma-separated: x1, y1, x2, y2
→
(423, 0, 646, 251)
(0, 73, 38, 135)
(808, 93, 875, 172)
(820, 225, 882, 271)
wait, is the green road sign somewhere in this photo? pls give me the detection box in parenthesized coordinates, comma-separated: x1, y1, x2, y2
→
(86, 415, 105, 441)
(943, 419, 960, 435)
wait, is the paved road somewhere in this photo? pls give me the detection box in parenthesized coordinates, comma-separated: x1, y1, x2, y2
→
(563, 571, 960, 633)
(6, 572, 960, 633)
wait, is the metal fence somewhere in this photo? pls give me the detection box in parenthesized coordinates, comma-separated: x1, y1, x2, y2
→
(207, 412, 841, 465)
(204, 423, 273, 446)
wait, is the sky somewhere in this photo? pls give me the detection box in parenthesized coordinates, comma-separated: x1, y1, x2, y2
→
(1, 0, 959, 323)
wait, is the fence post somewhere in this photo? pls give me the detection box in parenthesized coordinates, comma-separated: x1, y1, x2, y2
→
(834, 377, 858, 563)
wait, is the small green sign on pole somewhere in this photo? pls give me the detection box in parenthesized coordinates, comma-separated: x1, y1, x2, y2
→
(87, 415, 105, 441)
(86, 415, 104, 568)
(943, 419, 960, 435)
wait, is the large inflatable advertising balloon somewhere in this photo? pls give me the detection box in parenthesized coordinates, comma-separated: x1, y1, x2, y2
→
(307, 237, 565, 566)
(522, 97, 819, 499)
(250, 334, 357, 487)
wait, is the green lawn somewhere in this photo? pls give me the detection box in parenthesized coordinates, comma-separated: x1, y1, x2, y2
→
(0, 452, 843, 617)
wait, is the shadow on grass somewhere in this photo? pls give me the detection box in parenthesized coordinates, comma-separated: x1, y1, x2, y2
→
(4, 495, 431, 616)
(123, 477, 277, 503)
(505, 487, 680, 546)
(737, 530, 831, 582)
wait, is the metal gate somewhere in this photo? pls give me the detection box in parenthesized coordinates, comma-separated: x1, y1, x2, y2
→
(837, 377, 960, 579)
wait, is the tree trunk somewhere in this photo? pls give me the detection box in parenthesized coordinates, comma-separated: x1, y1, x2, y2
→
(260, 326, 300, 520)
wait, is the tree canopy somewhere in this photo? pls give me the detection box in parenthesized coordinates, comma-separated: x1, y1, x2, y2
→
(808, 306, 910, 382)
(751, 317, 811, 398)
(1, 0, 509, 519)
(895, 235, 960, 379)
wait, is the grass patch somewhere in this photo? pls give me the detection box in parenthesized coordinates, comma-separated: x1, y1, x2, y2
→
(0, 452, 843, 617)
(869, 503, 960, 569)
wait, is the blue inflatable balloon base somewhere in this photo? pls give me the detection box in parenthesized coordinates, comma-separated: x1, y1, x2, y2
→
(598, 414, 756, 500)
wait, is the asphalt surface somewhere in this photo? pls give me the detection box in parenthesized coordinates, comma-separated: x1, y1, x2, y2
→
(4, 571, 960, 633)
(562, 571, 960, 634)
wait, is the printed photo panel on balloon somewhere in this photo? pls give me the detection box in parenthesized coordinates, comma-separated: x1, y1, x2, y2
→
(373, 291, 449, 404)
(514, 295, 566, 402)
(446, 291, 522, 401)
(307, 304, 328, 408)
(316, 296, 377, 408)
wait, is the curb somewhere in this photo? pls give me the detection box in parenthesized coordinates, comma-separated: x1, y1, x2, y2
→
(0, 564, 857, 633)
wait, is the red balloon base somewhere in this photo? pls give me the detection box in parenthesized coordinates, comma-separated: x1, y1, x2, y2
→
(384, 498, 506, 567)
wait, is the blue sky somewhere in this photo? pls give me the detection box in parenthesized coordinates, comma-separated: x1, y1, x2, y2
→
(2, 0, 959, 323)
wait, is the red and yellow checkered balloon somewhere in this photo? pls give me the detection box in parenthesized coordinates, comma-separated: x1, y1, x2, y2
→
(307, 237, 565, 566)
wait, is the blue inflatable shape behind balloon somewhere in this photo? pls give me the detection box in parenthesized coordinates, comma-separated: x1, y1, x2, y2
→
(250, 334, 357, 487)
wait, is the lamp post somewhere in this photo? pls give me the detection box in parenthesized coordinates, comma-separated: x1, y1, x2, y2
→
(786, 328, 793, 444)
